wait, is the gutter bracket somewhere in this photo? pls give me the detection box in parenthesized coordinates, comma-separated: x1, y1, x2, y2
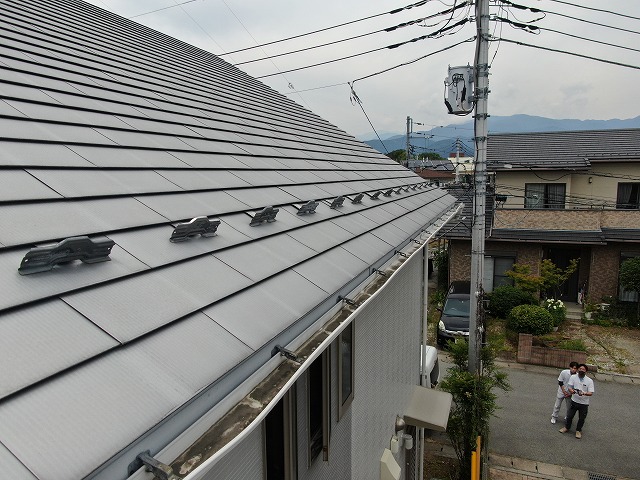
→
(274, 345, 302, 363)
(129, 451, 181, 480)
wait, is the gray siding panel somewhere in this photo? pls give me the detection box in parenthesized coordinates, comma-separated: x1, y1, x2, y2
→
(0, 198, 167, 246)
(63, 256, 252, 343)
(0, 169, 62, 201)
(0, 300, 119, 399)
(0, 443, 38, 480)
(203, 270, 329, 350)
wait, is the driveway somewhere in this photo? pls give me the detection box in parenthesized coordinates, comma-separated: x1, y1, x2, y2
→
(488, 362, 640, 479)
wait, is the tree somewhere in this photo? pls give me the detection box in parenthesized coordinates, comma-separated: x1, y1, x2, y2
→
(386, 149, 406, 163)
(619, 257, 640, 322)
(505, 263, 543, 294)
(439, 341, 510, 480)
(418, 152, 445, 160)
(540, 258, 579, 299)
(504, 259, 579, 299)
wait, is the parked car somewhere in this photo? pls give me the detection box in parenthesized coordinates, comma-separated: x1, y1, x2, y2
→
(437, 281, 471, 347)
(420, 345, 440, 388)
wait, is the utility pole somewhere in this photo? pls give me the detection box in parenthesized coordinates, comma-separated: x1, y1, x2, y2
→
(405, 116, 412, 167)
(468, 0, 490, 374)
(455, 137, 461, 183)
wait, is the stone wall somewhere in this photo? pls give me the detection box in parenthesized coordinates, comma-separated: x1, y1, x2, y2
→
(517, 334, 586, 368)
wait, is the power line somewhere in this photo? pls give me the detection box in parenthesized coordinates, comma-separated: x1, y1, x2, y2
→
(492, 15, 640, 55)
(219, 0, 311, 109)
(545, 0, 640, 22)
(350, 36, 475, 84)
(255, 19, 472, 79)
(234, 2, 470, 66)
(348, 86, 389, 153)
(494, 37, 640, 71)
(219, 0, 441, 56)
(283, 82, 349, 95)
(497, 0, 640, 36)
(127, 0, 199, 19)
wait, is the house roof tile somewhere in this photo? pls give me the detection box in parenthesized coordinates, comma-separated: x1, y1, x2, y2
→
(487, 129, 640, 170)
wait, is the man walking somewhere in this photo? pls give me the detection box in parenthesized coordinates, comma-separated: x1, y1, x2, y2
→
(552, 361, 578, 424)
(559, 364, 595, 439)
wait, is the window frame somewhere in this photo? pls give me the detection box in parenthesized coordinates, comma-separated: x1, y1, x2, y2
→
(338, 322, 355, 420)
(616, 182, 640, 209)
(264, 389, 297, 480)
(307, 349, 330, 465)
(483, 254, 515, 293)
(524, 183, 566, 209)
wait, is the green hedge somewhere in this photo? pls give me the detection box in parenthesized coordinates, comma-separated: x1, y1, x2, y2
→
(507, 304, 554, 335)
(488, 285, 537, 319)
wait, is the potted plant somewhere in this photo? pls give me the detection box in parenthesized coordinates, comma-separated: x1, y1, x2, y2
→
(584, 302, 598, 320)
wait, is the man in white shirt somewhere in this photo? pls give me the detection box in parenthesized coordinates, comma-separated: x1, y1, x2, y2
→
(559, 364, 595, 439)
(551, 361, 578, 424)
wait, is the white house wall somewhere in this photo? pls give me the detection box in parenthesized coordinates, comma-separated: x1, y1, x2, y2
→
(350, 251, 424, 479)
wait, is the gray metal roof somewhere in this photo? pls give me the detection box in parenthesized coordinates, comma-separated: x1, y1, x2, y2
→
(0, 1, 458, 478)
(487, 129, 640, 171)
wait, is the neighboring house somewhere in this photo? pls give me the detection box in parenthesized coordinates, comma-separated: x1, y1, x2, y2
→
(444, 129, 640, 303)
(449, 153, 474, 183)
(0, 2, 458, 480)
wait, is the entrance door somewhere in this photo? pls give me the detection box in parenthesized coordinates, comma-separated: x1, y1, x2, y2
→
(545, 247, 580, 301)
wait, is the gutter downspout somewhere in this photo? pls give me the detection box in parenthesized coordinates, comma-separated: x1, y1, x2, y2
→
(176, 203, 463, 480)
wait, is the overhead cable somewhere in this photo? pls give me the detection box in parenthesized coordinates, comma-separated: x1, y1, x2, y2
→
(494, 37, 640, 71)
(350, 36, 476, 84)
(234, 2, 470, 66)
(127, 0, 198, 19)
(545, 0, 640, 22)
(498, 0, 640, 36)
(219, 0, 438, 56)
(494, 15, 640, 54)
(255, 19, 471, 79)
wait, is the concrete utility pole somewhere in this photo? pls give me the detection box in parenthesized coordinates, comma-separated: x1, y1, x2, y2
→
(405, 116, 412, 167)
(455, 137, 461, 183)
(468, 0, 490, 374)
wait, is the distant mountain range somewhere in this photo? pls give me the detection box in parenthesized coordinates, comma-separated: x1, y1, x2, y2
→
(362, 114, 640, 158)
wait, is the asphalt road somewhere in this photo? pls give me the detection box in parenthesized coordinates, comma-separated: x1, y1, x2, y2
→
(488, 365, 640, 479)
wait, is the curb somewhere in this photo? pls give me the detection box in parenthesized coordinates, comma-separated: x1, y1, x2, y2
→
(489, 453, 634, 480)
(493, 359, 640, 385)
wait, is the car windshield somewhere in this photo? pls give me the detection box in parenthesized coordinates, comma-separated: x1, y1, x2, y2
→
(443, 297, 470, 316)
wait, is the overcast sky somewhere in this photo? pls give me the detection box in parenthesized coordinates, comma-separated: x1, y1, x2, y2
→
(85, 0, 640, 140)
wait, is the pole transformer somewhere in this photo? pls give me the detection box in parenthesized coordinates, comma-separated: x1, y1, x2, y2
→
(468, 0, 490, 374)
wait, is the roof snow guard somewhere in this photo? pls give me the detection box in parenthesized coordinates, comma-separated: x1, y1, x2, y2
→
(0, 1, 458, 479)
(19, 236, 115, 275)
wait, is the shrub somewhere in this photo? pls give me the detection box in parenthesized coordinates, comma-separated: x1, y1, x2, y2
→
(542, 298, 566, 327)
(507, 304, 554, 335)
(556, 339, 587, 352)
(488, 285, 537, 319)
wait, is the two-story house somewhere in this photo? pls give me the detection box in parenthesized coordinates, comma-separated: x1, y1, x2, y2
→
(446, 129, 640, 303)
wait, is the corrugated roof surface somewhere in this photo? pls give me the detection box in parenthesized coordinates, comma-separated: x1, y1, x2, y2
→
(487, 129, 640, 170)
(0, 1, 458, 478)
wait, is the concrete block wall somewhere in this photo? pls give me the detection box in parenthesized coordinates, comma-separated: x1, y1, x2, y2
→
(517, 334, 586, 367)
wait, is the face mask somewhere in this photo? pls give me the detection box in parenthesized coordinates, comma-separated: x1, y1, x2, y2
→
(578, 372, 585, 378)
